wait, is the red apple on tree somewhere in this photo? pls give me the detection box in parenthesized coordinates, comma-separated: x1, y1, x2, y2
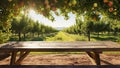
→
(109, 7, 113, 12)
(8, 0, 12, 2)
(45, 0, 49, 5)
(50, 3, 54, 7)
(52, 7, 57, 11)
(19, 1, 24, 7)
(103, 0, 108, 3)
(54, 0, 57, 3)
(108, 1, 113, 7)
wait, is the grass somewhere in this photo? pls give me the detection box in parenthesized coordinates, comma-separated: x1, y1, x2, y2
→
(91, 33, 120, 43)
(9, 32, 120, 43)
(9, 35, 45, 41)
(9, 33, 56, 41)
(45, 31, 120, 43)
(45, 31, 96, 41)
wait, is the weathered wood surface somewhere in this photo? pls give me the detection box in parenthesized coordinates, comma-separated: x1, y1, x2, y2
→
(0, 41, 120, 65)
(86, 52, 101, 65)
(15, 51, 30, 65)
(10, 51, 17, 65)
(0, 41, 120, 52)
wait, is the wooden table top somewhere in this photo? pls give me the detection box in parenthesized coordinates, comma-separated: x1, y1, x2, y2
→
(0, 41, 120, 52)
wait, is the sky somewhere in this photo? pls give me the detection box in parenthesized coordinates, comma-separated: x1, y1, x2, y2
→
(28, 9, 76, 28)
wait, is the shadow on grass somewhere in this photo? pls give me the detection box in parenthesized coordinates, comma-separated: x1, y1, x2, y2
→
(9, 33, 57, 41)
(31, 37, 44, 41)
(91, 36, 118, 42)
(30, 33, 57, 41)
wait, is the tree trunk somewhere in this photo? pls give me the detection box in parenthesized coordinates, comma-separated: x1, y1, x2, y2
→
(23, 33, 26, 39)
(113, 31, 117, 36)
(97, 32, 99, 37)
(18, 32, 21, 41)
(30, 33, 32, 37)
(87, 31, 90, 41)
(38, 33, 39, 37)
(78, 31, 81, 35)
(32, 33, 34, 37)
(107, 31, 110, 35)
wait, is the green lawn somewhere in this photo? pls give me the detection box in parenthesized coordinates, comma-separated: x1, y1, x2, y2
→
(45, 31, 96, 41)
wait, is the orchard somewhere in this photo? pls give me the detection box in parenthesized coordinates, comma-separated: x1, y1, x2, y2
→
(0, 0, 120, 42)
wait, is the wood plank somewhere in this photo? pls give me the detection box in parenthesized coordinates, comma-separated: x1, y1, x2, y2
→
(10, 51, 17, 65)
(0, 41, 119, 65)
(19, 51, 24, 57)
(15, 51, 30, 65)
(1, 47, 120, 52)
(86, 52, 101, 65)
(1, 41, 120, 52)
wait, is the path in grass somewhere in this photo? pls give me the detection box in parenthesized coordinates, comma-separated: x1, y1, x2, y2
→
(45, 31, 96, 41)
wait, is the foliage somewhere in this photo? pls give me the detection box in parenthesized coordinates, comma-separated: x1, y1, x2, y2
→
(91, 33, 120, 43)
(1, 0, 120, 42)
(1, 0, 120, 25)
(11, 15, 58, 41)
(0, 30, 11, 43)
(63, 16, 120, 41)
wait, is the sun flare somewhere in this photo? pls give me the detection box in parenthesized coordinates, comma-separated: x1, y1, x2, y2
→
(28, 9, 41, 21)
(27, 9, 76, 28)
(29, 9, 36, 16)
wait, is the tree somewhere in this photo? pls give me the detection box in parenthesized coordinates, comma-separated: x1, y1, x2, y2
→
(111, 19, 120, 35)
(82, 21, 94, 41)
(11, 15, 29, 41)
(1, 0, 120, 42)
(94, 21, 104, 37)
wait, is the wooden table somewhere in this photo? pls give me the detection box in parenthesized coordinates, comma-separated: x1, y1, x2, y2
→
(0, 41, 120, 65)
